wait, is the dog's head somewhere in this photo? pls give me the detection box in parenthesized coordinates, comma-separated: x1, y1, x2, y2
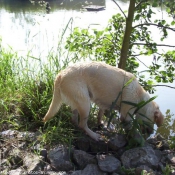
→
(140, 101, 164, 135)
(152, 101, 164, 127)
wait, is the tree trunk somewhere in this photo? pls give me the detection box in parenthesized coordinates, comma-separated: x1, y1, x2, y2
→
(118, 0, 136, 69)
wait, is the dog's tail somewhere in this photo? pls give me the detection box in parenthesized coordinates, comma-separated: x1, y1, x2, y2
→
(43, 75, 62, 122)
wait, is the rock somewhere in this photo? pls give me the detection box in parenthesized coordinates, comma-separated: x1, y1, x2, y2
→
(73, 150, 96, 169)
(17, 131, 40, 143)
(75, 137, 90, 152)
(71, 170, 82, 175)
(97, 154, 121, 173)
(0, 130, 41, 152)
(90, 139, 108, 153)
(121, 147, 160, 170)
(8, 155, 23, 169)
(154, 149, 163, 161)
(18, 142, 27, 149)
(158, 162, 165, 172)
(1, 147, 10, 159)
(0, 130, 39, 142)
(0, 129, 174, 175)
(167, 153, 175, 165)
(115, 147, 127, 158)
(47, 146, 73, 171)
(40, 149, 47, 161)
(1, 169, 10, 175)
(8, 168, 27, 175)
(8, 148, 23, 169)
(51, 172, 67, 175)
(82, 164, 107, 175)
(147, 134, 169, 150)
(23, 152, 44, 174)
(108, 134, 127, 151)
(1, 130, 19, 138)
(1, 159, 11, 170)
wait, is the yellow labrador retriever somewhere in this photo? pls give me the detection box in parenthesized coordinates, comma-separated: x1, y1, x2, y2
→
(43, 61, 164, 141)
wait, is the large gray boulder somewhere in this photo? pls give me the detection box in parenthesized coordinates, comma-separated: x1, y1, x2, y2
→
(82, 164, 107, 175)
(47, 146, 73, 171)
(97, 154, 121, 173)
(23, 152, 44, 175)
(121, 146, 161, 169)
(108, 134, 127, 151)
(73, 150, 96, 169)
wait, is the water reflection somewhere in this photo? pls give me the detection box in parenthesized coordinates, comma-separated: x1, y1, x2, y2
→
(0, 0, 106, 12)
(0, 0, 125, 55)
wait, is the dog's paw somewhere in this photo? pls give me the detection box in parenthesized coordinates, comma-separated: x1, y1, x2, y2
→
(92, 133, 102, 141)
(43, 117, 47, 122)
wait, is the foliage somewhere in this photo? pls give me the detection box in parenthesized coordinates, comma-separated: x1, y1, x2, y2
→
(65, 0, 175, 93)
(120, 166, 135, 175)
(0, 34, 78, 144)
(156, 109, 175, 150)
(162, 164, 175, 175)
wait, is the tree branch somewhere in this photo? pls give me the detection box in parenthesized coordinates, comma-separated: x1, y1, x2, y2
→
(135, 0, 147, 9)
(118, 0, 136, 69)
(135, 56, 149, 69)
(131, 53, 149, 57)
(152, 84, 175, 89)
(111, 0, 127, 19)
(132, 43, 175, 48)
(133, 23, 175, 32)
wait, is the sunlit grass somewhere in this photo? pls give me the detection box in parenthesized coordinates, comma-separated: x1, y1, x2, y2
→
(0, 18, 81, 145)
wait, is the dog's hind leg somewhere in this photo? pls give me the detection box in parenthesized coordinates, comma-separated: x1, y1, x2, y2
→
(97, 108, 104, 126)
(76, 101, 101, 141)
(71, 109, 78, 126)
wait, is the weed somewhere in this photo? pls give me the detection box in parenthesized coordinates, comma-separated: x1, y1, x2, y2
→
(162, 164, 175, 175)
(120, 166, 135, 175)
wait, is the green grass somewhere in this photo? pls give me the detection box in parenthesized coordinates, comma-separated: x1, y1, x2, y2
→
(0, 19, 81, 145)
(0, 44, 75, 144)
(0, 17, 82, 145)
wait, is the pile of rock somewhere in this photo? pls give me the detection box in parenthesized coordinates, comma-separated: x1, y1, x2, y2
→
(0, 129, 175, 175)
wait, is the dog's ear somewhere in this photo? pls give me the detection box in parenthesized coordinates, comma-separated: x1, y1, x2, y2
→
(154, 110, 164, 127)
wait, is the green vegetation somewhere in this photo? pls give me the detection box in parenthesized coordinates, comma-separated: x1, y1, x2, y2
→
(0, 35, 77, 145)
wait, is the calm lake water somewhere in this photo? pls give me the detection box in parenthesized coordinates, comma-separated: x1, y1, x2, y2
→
(0, 0, 174, 116)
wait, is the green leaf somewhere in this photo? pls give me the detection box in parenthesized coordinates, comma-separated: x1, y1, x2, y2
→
(152, 2, 158, 7)
(134, 96, 157, 114)
(123, 77, 135, 88)
(171, 21, 175, 26)
(122, 101, 138, 107)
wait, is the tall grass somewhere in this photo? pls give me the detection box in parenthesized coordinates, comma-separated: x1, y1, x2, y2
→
(0, 18, 82, 145)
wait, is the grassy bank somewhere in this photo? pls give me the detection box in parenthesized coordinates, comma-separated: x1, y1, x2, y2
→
(0, 34, 79, 145)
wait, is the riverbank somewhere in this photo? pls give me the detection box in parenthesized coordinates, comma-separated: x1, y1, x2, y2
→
(1, 129, 175, 175)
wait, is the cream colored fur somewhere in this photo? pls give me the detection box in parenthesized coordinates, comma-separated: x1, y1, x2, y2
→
(43, 61, 164, 141)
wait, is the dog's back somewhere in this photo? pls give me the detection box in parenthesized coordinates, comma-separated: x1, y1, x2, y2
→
(59, 62, 144, 112)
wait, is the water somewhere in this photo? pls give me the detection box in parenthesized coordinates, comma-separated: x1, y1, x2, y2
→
(0, 0, 175, 117)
